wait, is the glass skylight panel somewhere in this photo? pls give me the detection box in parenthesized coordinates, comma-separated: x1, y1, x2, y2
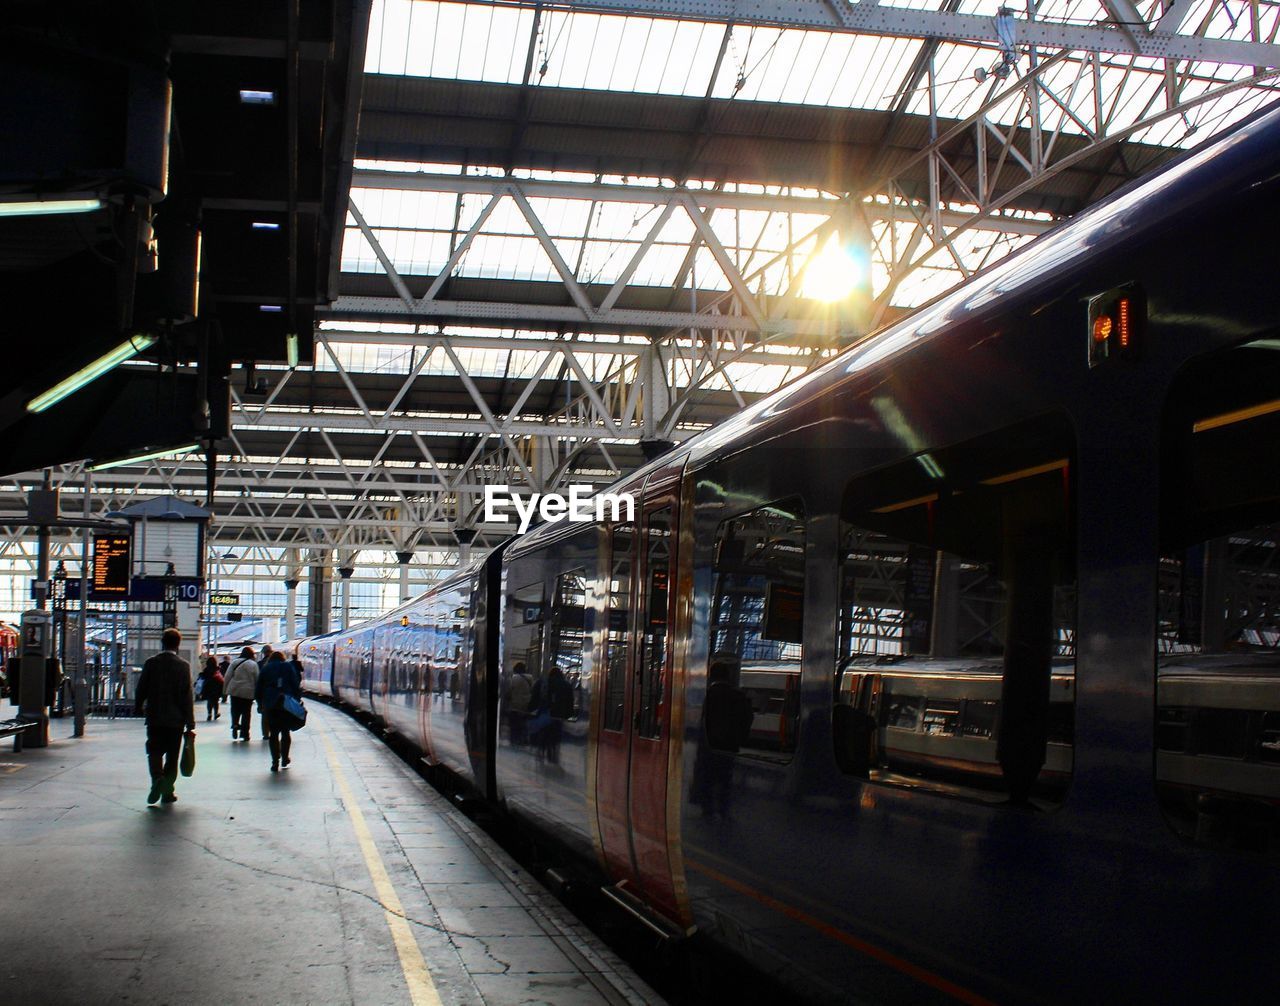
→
(341, 227, 378, 272)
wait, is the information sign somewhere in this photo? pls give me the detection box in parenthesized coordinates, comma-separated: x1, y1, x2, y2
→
(90, 535, 131, 600)
(209, 592, 240, 606)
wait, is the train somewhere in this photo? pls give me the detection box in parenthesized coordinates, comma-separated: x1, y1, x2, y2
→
(286, 101, 1280, 1004)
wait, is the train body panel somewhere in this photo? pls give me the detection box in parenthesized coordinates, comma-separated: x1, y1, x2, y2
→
(285, 105, 1280, 1004)
(294, 632, 339, 697)
(496, 523, 602, 867)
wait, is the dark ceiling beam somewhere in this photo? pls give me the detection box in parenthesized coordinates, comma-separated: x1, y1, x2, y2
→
(169, 35, 332, 59)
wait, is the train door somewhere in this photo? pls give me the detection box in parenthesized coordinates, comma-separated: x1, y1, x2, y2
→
(594, 467, 685, 926)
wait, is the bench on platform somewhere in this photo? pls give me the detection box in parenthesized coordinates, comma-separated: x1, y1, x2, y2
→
(0, 718, 40, 752)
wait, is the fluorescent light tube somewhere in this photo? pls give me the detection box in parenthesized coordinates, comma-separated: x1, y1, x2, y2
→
(259, 304, 283, 313)
(26, 334, 158, 413)
(286, 332, 299, 369)
(239, 89, 276, 105)
(90, 444, 200, 472)
(0, 198, 104, 218)
(251, 221, 280, 230)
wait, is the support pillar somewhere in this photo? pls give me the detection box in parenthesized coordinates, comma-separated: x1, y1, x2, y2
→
(306, 550, 332, 636)
(337, 551, 356, 631)
(396, 551, 413, 603)
(930, 551, 962, 658)
(283, 552, 300, 639)
(73, 472, 90, 737)
(639, 344, 674, 460)
(453, 528, 477, 568)
(1200, 537, 1228, 653)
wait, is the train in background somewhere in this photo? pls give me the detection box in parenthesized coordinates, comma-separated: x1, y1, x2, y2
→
(288, 103, 1280, 1004)
(0, 621, 18, 697)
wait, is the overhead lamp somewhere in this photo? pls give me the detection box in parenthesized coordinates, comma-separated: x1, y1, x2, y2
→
(0, 197, 104, 218)
(27, 333, 158, 413)
(259, 304, 283, 313)
(916, 453, 945, 480)
(251, 221, 280, 231)
(239, 89, 276, 105)
(285, 332, 299, 369)
(89, 443, 200, 472)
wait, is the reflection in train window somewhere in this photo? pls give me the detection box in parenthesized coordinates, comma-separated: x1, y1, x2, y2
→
(636, 508, 672, 740)
(885, 695, 921, 730)
(922, 702, 960, 737)
(547, 569, 587, 720)
(509, 581, 546, 679)
(602, 525, 633, 732)
(707, 498, 806, 762)
(833, 414, 1076, 807)
(1158, 341, 1280, 859)
(962, 700, 998, 739)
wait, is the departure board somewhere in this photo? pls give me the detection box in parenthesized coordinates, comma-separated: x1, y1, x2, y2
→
(90, 535, 131, 600)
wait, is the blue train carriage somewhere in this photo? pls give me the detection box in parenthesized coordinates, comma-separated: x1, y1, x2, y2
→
(290, 630, 341, 698)
(653, 105, 1280, 1003)
(368, 556, 500, 798)
(319, 549, 504, 800)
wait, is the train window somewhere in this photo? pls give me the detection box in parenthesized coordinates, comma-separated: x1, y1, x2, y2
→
(508, 581, 545, 679)
(1158, 341, 1280, 859)
(636, 508, 672, 740)
(706, 498, 806, 762)
(834, 413, 1076, 807)
(602, 525, 633, 733)
(547, 569, 586, 720)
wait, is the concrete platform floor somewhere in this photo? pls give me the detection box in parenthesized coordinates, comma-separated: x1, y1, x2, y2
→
(0, 703, 663, 1006)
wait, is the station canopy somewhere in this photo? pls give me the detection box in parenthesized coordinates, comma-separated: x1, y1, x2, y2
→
(4, 0, 1278, 613)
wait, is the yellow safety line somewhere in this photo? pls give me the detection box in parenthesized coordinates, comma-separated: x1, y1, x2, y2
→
(320, 732, 442, 1006)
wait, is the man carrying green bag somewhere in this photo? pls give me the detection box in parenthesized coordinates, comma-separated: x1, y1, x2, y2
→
(135, 627, 196, 805)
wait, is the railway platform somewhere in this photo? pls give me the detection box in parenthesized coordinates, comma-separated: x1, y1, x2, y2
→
(0, 702, 662, 1006)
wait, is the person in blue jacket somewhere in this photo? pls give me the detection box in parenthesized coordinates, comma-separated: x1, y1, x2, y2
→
(256, 650, 302, 773)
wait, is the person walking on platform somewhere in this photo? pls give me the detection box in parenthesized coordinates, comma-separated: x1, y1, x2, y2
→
(257, 644, 275, 743)
(288, 648, 306, 691)
(134, 628, 195, 805)
(256, 650, 302, 772)
(198, 656, 224, 722)
(223, 646, 259, 741)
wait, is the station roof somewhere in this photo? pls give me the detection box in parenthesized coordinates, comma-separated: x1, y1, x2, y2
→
(3, 0, 1278, 578)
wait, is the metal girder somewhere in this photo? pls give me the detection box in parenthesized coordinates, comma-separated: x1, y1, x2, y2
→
(230, 403, 641, 440)
(353, 171, 1055, 236)
(328, 294, 826, 336)
(862, 52, 1280, 320)
(320, 327, 821, 365)
(482, 0, 1280, 66)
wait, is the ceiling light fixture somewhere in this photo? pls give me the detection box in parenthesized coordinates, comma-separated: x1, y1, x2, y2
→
(0, 197, 104, 218)
(27, 333, 158, 413)
(239, 89, 276, 105)
(89, 443, 200, 472)
(285, 332, 299, 369)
